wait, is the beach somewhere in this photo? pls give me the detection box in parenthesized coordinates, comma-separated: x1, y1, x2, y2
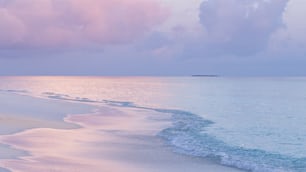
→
(0, 0, 305, 170)
(0, 91, 242, 172)
(1, 76, 306, 171)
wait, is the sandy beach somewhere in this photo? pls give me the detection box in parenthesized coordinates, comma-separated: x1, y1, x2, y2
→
(0, 92, 243, 172)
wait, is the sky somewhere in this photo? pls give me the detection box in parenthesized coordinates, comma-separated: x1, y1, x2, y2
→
(0, 0, 305, 76)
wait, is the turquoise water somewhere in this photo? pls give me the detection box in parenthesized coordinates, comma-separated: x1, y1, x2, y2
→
(1, 76, 306, 171)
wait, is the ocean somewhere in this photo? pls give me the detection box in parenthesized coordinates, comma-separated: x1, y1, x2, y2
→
(0, 76, 306, 172)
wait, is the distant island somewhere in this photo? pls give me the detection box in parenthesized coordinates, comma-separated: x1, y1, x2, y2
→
(192, 75, 219, 77)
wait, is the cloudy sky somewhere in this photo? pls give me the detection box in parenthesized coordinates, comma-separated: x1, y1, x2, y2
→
(0, 0, 305, 76)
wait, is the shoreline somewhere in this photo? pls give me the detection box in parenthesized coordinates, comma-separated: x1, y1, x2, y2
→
(0, 92, 243, 172)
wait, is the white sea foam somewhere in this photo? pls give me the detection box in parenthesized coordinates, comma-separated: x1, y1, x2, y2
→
(1, 76, 306, 171)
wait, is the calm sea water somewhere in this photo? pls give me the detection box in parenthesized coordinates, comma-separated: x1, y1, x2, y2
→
(1, 76, 306, 172)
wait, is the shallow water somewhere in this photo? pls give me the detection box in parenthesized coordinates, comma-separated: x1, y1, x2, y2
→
(1, 76, 306, 171)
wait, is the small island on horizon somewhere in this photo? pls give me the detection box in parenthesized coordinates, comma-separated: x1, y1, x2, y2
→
(191, 75, 219, 77)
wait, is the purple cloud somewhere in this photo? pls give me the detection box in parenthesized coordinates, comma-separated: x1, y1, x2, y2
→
(198, 0, 288, 56)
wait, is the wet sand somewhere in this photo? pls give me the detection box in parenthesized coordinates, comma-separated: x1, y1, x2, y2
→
(0, 92, 242, 172)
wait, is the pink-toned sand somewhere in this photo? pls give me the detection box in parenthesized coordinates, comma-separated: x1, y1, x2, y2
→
(0, 93, 242, 172)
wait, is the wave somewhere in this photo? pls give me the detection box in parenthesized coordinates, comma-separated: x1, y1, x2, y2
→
(40, 92, 306, 172)
(95, 100, 305, 171)
(110, 103, 306, 171)
(0, 89, 28, 94)
(156, 110, 306, 172)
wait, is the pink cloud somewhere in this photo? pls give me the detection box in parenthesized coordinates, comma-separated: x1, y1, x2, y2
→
(0, 0, 168, 48)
